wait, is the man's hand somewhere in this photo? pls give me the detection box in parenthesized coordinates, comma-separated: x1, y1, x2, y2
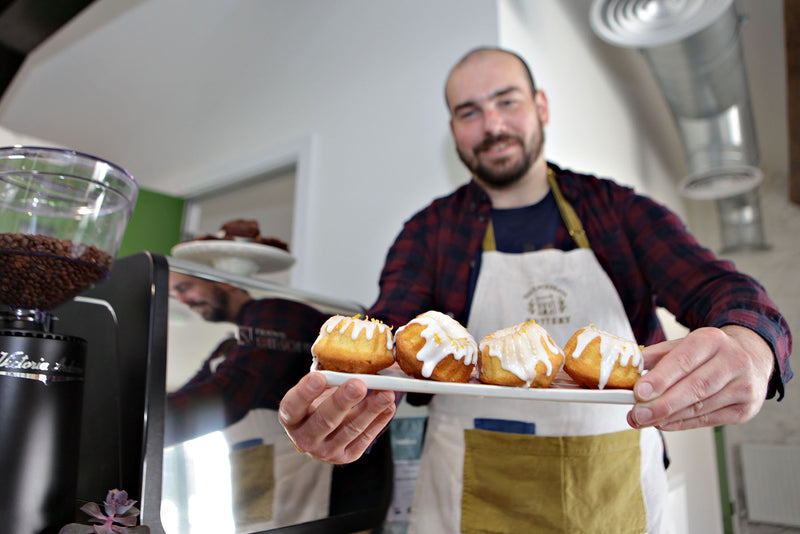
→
(628, 325, 775, 431)
(278, 372, 396, 464)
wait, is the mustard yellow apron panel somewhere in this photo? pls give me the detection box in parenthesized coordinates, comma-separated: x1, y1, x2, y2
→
(229, 443, 275, 526)
(461, 428, 646, 534)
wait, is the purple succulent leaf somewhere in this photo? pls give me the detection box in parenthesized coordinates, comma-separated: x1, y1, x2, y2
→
(80, 502, 110, 522)
(58, 524, 95, 534)
(116, 502, 137, 515)
(113, 514, 139, 528)
(117, 506, 141, 520)
(91, 524, 118, 534)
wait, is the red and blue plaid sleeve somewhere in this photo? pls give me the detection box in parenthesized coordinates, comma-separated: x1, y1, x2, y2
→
(167, 298, 327, 438)
(368, 182, 490, 327)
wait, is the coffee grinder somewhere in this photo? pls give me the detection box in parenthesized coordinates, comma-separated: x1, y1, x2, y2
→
(0, 146, 138, 534)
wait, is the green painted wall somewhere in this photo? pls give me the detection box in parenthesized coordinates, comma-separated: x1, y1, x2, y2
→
(118, 188, 184, 258)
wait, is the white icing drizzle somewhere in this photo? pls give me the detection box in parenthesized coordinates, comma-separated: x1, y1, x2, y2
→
(570, 326, 643, 389)
(396, 311, 477, 378)
(480, 321, 564, 386)
(313, 315, 393, 353)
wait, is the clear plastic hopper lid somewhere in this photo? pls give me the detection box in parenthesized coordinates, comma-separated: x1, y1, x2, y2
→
(0, 146, 139, 313)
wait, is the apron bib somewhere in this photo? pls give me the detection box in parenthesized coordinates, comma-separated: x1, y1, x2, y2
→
(408, 173, 666, 534)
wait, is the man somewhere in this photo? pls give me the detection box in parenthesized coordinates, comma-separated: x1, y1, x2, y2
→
(278, 48, 793, 533)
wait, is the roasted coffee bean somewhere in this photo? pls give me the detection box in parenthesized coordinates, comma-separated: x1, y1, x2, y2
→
(0, 232, 112, 310)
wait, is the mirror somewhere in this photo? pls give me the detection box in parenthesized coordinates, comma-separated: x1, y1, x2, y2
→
(161, 257, 392, 534)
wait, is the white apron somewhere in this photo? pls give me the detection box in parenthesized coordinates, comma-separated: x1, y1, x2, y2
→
(408, 175, 667, 534)
(224, 408, 333, 533)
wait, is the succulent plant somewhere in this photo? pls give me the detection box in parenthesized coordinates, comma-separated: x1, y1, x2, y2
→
(58, 489, 150, 534)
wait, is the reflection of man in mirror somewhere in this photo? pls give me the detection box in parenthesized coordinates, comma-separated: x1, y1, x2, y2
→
(166, 272, 327, 430)
(165, 272, 332, 532)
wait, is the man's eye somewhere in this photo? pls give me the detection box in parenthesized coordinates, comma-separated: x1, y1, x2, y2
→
(458, 109, 477, 120)
(173, 283, 190, 294)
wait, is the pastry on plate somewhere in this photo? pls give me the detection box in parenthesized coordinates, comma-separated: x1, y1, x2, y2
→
(563, 325, 644, 389)
(478, 320, 564, 388)
(394, 311, 477, 383)
(311, 315, 395, 374)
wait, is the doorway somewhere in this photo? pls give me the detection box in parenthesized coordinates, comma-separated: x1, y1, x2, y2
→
(181, 164, 297, 285)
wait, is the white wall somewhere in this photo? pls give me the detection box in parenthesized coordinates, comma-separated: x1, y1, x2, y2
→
(0, 125, 63, 148)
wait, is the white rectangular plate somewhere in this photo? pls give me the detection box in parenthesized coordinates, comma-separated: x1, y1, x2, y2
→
(313, 365, 635, 405)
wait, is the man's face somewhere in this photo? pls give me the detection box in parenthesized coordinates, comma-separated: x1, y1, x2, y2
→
(446, 52, 547, 188)
(169, 273, 230, 322)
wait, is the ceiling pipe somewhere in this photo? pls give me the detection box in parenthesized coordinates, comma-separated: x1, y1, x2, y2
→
(590, 0, 769, 253)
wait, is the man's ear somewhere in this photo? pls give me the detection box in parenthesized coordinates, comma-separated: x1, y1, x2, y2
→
(535, 90, 550, 127)
(220, 283, 242, 295)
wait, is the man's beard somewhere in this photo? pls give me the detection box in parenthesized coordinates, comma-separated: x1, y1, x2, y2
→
(195, 287, 230, 322)
(205, 306, 229, 322)
(187, 302, 228, 322)
(458, 132, 543, 188)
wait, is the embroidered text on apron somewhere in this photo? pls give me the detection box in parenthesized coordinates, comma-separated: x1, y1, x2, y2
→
(408, 170, 667, 534)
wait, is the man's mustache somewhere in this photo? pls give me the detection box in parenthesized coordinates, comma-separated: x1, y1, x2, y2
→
(474, 134, 522, 154)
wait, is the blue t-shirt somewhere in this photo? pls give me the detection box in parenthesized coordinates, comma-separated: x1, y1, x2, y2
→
(490, 191, 559, 253)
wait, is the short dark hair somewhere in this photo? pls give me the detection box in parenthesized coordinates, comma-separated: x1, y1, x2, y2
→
(445, 47, 538, 109)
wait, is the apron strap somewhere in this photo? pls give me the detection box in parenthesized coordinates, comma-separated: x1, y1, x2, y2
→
(547, 167, 590, 249)
(481, 167, 591, 251)
(482, 216, 498, 251)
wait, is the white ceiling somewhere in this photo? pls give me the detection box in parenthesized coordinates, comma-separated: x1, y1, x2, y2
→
(0, 0, 789, 197)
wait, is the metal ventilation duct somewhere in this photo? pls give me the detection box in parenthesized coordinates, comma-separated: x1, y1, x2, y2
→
(590, 0, 769, 252)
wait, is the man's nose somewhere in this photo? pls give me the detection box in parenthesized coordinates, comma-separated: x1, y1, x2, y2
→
(483, 107, 506, 136)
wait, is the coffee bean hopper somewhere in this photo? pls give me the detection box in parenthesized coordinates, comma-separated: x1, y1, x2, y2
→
(0, 146, 138, 533)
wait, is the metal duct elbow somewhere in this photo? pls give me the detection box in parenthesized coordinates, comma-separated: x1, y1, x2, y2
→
(590, 0, 769, 252)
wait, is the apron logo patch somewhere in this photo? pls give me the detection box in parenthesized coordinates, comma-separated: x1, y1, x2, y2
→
(523, 284, 571, 326)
